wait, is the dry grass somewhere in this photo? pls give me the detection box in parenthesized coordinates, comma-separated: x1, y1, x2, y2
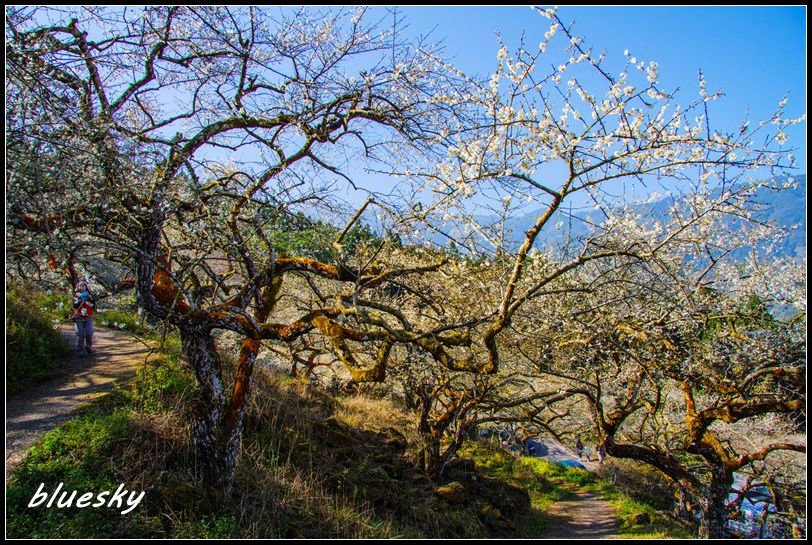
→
(333, 392, 413, 434)
(9, 347, 525, 539)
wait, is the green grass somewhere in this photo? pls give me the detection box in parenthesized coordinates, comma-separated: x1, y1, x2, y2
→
(517, 454, 694, 538)
(95, 308, 151, 336)
(459, 442, 694, 539)
(6, 328, 491, 539)
(580, 475, 694, 539)
(26, 286, 73, 322)
(6, 409, 147, 538)
(6, 285, 73, 393)
(459, 442, 569, 536)
(5, 311, 198, 538)
(528, 456, 693, 538)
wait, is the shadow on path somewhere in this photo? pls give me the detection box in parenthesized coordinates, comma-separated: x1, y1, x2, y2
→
(5, 325, 157, 478)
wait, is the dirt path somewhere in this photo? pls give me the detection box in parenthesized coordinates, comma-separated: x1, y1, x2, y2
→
(538, 488, 619, 539)
(5, 325, 156, 478)
(523, 438, 618, 537)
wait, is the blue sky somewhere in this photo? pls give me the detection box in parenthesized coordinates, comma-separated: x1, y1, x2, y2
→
(397, 5, 807, 172)
(27, 6, 805, 208)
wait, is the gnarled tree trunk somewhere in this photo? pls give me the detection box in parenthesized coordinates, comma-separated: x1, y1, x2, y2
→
(414, 385, 479, 481)
(181, 327, 233, 488)
(698, 466, 733, 539)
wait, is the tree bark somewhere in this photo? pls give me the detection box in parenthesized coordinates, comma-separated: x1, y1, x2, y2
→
(415, 391, 475, 481)
(181, 326, 234, 489)
(698, 466, 733, 539)
(416, 399, 444, 479)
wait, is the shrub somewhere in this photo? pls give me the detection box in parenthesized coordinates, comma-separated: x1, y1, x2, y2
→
(95, 307, 153, 336)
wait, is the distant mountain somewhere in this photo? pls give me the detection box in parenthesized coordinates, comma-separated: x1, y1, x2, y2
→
(464, 175, 806, 260)
(748, 176, 807, 259)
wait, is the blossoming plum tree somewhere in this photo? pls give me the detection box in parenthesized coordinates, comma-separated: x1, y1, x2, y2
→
(6, 5, 472, 489)
(497, 198, 806, 538)
(368, 7, 805, 489)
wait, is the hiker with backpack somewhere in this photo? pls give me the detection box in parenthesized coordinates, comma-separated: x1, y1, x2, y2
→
(72, 280, 96, 356)
(575, 438, 584, 460)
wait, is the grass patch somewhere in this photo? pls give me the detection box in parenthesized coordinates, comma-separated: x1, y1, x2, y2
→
(520, 454, 695, 538)
(333, 393, 412, 433)
(235, 368, 491, 538)
(459, 442, 695, 539)
(95, 308, 150, 336)
(583, 468, 695, 539)
(25, 286, 73, 322)
(7, 336, 494, 538)
(6, 409, 147, 538)
(6, 284, 73, 393)
(459, 442, 571, 536)
(527, 456, 694, 538)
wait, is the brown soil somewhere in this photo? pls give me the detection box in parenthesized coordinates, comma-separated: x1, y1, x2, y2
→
(539, 488, 619, 539)
(5, 325, 157, 479)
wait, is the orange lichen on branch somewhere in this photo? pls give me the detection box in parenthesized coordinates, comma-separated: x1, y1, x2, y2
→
(204, 310, 255, 332)
(703, 399, 805, 424)
(9, 204, 94, 233)
(262, 321, 313, 341)
(277, 257, 341, 278)
(275, 256, 384, 280)
(432, 391, 464, 430)
(112, 278, 136, 291)
(226, 337, 262, 431)
(93, 277, 137, 299)
(11, 212, 67, 232)
(152, 265, 191, 314)
(312, 315, 383, 342)
(260, 309, 338, 341)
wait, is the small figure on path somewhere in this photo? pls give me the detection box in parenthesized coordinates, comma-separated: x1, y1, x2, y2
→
(597, 444, 606, 464)
(583, 445, 591, 462)
(72, 280, 96, 356)
(575, 438, 584, 460)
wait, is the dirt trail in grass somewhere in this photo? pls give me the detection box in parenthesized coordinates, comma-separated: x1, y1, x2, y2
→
(538, 488, 619, 539)
(5, 325, 155, 478)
